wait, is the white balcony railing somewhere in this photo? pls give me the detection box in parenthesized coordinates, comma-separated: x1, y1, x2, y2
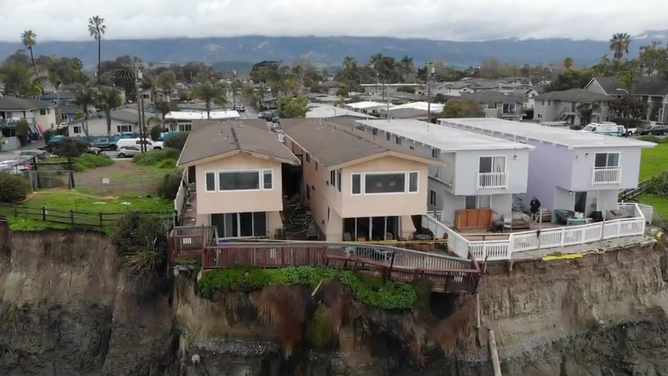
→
(422, 202, 650, 262)
(592, 167, 621, 184)
(477, 172, 508, 189)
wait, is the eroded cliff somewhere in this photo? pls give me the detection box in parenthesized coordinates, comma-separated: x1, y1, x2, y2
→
(0, 223, 178, 376)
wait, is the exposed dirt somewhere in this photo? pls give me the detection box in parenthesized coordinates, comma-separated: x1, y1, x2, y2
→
(74, 161, 167, 196)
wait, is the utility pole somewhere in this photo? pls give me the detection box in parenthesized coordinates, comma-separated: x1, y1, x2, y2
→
(425, 62, 435, 124)
(232, 69, 237, 108)
(135, 67, 147, 153)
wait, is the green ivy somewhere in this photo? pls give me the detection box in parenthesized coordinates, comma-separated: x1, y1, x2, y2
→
(198, 266, 418, 310)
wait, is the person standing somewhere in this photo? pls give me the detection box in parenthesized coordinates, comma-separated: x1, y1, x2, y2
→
(529, 196, 541, 223)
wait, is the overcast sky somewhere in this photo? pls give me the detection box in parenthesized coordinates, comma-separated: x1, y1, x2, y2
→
(0, 0, 666, 42)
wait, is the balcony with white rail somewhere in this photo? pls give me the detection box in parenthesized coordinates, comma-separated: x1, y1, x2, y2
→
(477, 172, 508, 189)
(592, 167, 621, 185)
(421, 202, 651, 262)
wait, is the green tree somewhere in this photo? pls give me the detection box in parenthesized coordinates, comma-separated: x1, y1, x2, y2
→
(0, 63, 39, 97)
(20, 30, 39, 82)
(15, 119, 30, 146)
(277, 93, 309, 118)
(563, 57, 573, 70)
(88, 15, 106, 85)
(440, 99, 485, 118)
(609, 33, 631, 59)
(152, 100, 177, 131)
(193, 81, 228, 119)
(95, 88, 123, 135)
(73, 87, 95, 137)
(577, 102, 599, 125)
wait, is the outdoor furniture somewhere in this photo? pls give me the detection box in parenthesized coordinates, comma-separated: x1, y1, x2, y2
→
(502, 212, 531, 232)
(606, 210, 633, 220)
(567, 217, 592, 225)
(554, 209, 576, 225)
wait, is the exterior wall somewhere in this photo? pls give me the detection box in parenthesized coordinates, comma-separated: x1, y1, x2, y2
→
(482, 102, 523, 119)
(453, 149, 530, 196)
(340, 155, 429, 219)
(194, 153, 284, 215)
(68, 118, 136, 136)
(534, 100, 610, 123)
(32, 109, 58, 130)
(0, 136, 20, 151)
(428, 179, 511, 226)
(585, 80, 609, 95)
(569, 146, 642, 191)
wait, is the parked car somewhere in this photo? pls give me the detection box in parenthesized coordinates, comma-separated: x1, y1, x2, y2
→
(91, 138, 118, 151)
(637, 125, 668, 136)
(116, 138, 163, 150)
(580, 122, 625, 136)
(116, 146, 141, 158)
(0, 160, 30, 174)
(19, 150, 52, 160)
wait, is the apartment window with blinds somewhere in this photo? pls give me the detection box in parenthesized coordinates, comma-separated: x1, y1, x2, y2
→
(205, 171, 216, 192)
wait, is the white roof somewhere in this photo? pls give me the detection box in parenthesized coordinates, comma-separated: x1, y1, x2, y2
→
(355, 119, 534, 152)
(439, 118, 656, 149)
(389, 102, 445, 112)
(165, 110, 240, 121)
(346, 101, 394, 110)
(306, 104, 376, 119)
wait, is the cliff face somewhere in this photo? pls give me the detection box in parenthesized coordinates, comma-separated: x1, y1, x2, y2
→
(2, 222, 668, 376)
(0, 224, 178, 376)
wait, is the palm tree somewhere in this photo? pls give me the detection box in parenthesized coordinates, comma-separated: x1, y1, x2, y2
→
(563, 57, 573, 70)
(193, 81, 228, 119)
(156, 71, 176, 98)
(21, 30, 39, 81)
(400, 55, 414, 82)
(95, 88, 123, 135)
(609, 33, 631, 60)
(72, 87, 96, 138)
(152, 100, 176, 131)
(88, 16, 106, 86)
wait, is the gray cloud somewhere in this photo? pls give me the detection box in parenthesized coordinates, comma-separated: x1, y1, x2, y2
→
(0, 0, 666, 42)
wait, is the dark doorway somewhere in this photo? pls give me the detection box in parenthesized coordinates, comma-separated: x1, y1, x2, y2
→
(282, 162, 302, 199)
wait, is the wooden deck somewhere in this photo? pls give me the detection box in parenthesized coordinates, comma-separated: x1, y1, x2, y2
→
(169, 226, 481, 293)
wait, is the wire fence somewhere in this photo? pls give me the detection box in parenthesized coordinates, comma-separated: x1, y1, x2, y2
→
(0, 203, 175, 229)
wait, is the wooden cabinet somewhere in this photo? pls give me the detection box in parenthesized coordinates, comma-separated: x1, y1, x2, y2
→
(455, 209, 493, 230)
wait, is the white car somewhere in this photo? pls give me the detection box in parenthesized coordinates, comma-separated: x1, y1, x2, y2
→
(116, 146, 142, 158)
(116, 138, 164, 151)
(0, 160, 29, 175)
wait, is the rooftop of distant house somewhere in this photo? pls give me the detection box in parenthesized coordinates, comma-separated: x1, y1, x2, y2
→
(589, 76, 668, 96)
(0, 97, 55, 111)
(439, 118, 657, 149)
(306, 103, 375, 119)
(532, 88, 613, 102)
(461, 90, 526, 104)
(178, 119, 298, 166)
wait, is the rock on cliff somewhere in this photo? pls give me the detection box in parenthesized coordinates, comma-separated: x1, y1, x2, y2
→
(0, 224, 179, 376)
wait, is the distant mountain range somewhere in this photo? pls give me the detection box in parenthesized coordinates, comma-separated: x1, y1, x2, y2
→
(1, 32, 667, 69)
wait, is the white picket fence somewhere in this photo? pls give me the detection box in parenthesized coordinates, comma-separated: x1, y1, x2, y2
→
(422, 203, 650, 262)
(174, 170, 188, 222)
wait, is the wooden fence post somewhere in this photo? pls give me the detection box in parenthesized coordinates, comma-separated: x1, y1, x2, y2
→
(13, 205, 18, 217)
(41, 207, 46, 221)
(70, 210, 75, 226)
(99, 212, 103, 227)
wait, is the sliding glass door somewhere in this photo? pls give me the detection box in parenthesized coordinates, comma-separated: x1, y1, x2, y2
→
(210, 212, 268, 238)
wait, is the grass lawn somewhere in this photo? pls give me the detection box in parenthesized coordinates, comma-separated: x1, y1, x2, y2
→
(0, 190, 173, 231)
(640, 143, 668, 181)
(74, 160, 175, 197)
(639, 195, 668, 219)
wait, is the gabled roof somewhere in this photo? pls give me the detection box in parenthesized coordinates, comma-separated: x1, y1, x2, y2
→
(589, 76, 668, 96)
(280, 118, 446, 169)
(533, 88, 613, 102)
(0, 97, 54, 111)
(177, 120, 299, 166)
(461, 91, 525, 104)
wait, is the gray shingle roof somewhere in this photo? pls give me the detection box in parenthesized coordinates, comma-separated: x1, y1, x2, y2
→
(533, 88, 613, 102)
(382, 108, 432, 119)
(461, 91, 525, 104)
(0, 97, 54, 110)
(178, 120, 299, 166)
(281, 118, 435, 168)
(592, 76, 668, 96)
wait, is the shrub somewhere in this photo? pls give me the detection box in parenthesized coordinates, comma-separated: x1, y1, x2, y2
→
(133, 148, 180, 167)
(51, 138, 91, 157)
(156, 173, 182, 200)
(43, 129, 56, 144)
(150, 125, 162, 141)
(644, 172, 668, 196)
(198, 266, 419, 310)
(110, 211, 170, 296)
(15, 119, 30, 146)
(164, 133, 189, 151)
(0, 172, 30, 203)
(72, 153, 114, 171)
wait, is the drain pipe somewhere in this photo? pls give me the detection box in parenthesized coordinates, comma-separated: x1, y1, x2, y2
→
(488, 329, 502, 376)
(312, 280, 324, 297)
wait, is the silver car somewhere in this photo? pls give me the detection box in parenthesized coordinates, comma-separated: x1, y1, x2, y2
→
(116, 146, 141, 158)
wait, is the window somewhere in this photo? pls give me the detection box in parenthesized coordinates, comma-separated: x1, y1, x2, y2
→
(72, 126, 82, 134)
(60, 114, 68, 120)
(465, 195, 491, 209)
(40, 109, 47, 115)
(117, 125, 133, 133)
(594, 153, 620, 168)
(336, 170, 342, 192)
(178, 123, 192, 132)
(408, 172, 418, 193)
(306, 154, 311, 163)
(502, 103, 516, 114)
(352, 174, 361, 195)
(431, 148, 440, 159)
(315, 162, 318, 171)
(330, 170, 336, 187)
(479, 156, 506, 173)
(385, 132, 391, 141)
(219, 171, 260, 191)
(211, 212, 267, 238)
(372, 128, 378, 136)
(537, 114, 543, 118)
(364, 173, 406, 194)
(205, 172, 216, 192)
(263, 170, 273, 189)
(429, 189, 437, 206)
(395, 135, 402, 145)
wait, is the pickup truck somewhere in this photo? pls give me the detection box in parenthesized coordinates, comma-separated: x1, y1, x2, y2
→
(91, 138, 118, 151)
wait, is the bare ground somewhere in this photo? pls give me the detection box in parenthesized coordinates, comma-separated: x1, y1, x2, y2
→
(73, 161, 170, 196)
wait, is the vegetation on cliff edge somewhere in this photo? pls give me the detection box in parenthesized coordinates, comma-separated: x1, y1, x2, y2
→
(199, 265, 418, 310)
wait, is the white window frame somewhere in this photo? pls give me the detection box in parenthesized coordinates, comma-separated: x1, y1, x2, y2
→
(465, 195, 492, 209)
(594, 152, 620, 169)
(262, 169, 273, 190)
(213, 169, 273, 192)
(429, 189, 437, 206)
(72, 125, 82, 134)
(204, 171, 217, 192)
(350, 171, 419, 196)
(385, 132, 391, 141)
(431, 148, 440, 159)
(178, 123, 192, 132)
(478, 155, 507, 174)
(117, 124, 133, 133)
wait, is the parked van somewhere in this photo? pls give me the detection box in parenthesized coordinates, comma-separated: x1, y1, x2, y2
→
(116, 138, 164, 151)
(580, 122, 626, 136)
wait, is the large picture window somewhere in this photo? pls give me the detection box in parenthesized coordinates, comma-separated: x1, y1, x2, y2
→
(479, 156, 506, 173)
(364, 173, 406, 194)
(219, 171, 260, 191)
(594, 153, 620, 168)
